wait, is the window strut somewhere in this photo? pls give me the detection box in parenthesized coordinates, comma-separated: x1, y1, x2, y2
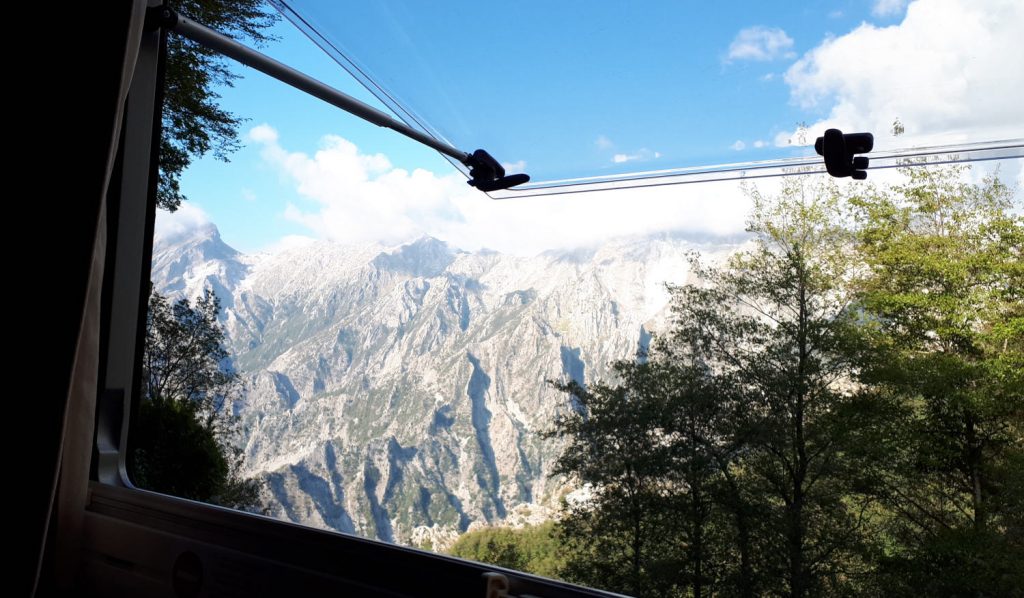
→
(147, 6, 530, 192)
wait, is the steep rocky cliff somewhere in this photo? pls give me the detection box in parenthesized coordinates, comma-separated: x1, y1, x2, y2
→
(153, 224, 739, 546)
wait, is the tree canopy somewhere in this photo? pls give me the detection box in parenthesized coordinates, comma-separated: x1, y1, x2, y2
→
(448, 522, 565, 579)
(847, 167, 1024, 595)
(159, 0, 277, 211)
(534, 167, 1023, 597)
(132, 288, 261, 511)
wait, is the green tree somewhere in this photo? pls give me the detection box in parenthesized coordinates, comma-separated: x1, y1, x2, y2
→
(653, 350, 766, 598)
(143, 288, 236, 406)
(654, 362, 727, 598)
(849, 166, 1024, 595)
(548, 362, 691, 597)
(132, 288, 261, 510)
(666, 178, 876, 597)
(548, 357, 750, 597)
(159, 0, 277, 211)
(545, 168, 1021, 595)
(448, 522, 565, 579)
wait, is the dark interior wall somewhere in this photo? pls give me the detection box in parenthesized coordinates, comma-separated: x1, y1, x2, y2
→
(22, 2, 134, 594)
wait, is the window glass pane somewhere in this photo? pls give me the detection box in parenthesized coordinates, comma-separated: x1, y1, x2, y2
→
(136, 3, 1023, 596)
(273, 0, 1024, 193)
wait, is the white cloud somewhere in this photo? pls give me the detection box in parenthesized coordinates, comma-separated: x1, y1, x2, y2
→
(828, 10, 844, 18)
(612, 148, 660, 164)
(761, 72, 775, 82)
(753, 140, 767, 148)
(248, 123, 278, 143)
(775, 0, 1024, 149)
(873, 0, 909, 17)
(726, 26, 795, 62)
(250, 125, 754, 255)
(241, 188, 257, 202)
(730, 140, 747, 151)
(245, 127, 1021, 257)
(262, 234, 317, 254)
(502, 160, 527, 174)
(595, 135, 614, 149)
(154, 201, 212, 243)
(252, 130, 448, 246)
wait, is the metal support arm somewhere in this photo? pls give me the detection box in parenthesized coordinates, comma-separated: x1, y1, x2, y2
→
(149, 6, 529, 191)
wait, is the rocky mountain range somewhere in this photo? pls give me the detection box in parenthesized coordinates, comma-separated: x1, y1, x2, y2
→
(151, 222, 741, 548)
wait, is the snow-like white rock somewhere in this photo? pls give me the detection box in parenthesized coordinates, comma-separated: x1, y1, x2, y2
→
(152, 226, 741, 545)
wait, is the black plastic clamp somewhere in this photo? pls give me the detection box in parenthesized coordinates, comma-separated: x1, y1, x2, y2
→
(464, 149, 530, 192)
(814, 129, 873, 180)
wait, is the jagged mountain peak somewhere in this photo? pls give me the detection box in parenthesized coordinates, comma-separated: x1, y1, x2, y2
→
(151, 223, 742, 546)
(155, 220, 237, 259)
(372, 236, 456, 277)
(152, 221, 247, 303)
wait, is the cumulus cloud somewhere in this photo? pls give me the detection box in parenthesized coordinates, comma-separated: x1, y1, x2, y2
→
(154, 201, 212, 242)
(250, 125, 755, 255)
(726, 26, 795, 62)
(250, 129, 457, 247)
(775, 0, 1024, 149)
(248, 123, 278, 143)
(873, 0, 909, 17)
(730, 140, 747, 151)
(612, 148, 661, 163)
(753, 140, 767, 148)
(502, 160, 527, 174)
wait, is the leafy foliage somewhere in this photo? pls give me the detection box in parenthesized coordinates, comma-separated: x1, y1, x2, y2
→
(158, 0, 277, 211)
(448, 522, 565, 579)
(669, 179, 880, 597)
(132, 288, 261, 511)
(544, 168, 1022, 597)
(848, 166, 1024, 595)
(143, 289, 236, 407)
(547, 360, 742, 597)
(133, 395, 228, 502)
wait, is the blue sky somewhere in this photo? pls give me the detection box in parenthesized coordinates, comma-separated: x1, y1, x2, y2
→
(177, 16, 455, 252)
(170, 0, 1023, 254)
